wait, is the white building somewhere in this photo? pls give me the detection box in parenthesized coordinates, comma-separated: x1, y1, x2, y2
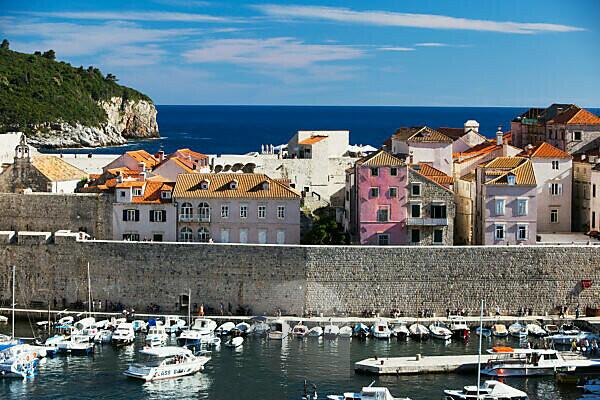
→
(390, 126, 454, 176)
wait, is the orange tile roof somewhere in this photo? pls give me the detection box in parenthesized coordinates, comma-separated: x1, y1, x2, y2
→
(519, 142, 571, 159)
(454, 141, 500, 163)
(173, 173, 301, 199)
(486, 159, 536, 186)
(31, 156, 88, 181)
(393, 126, 453, 143)
(131, 181, 174, 204)
(115, 181, 145, 188)
(356, 149, 405, 166)
(482, 156, 527, 169)
(171, 157, 196, 173)
(548, 106, 600, 125)
(175, 148, 209, 160)
(126, 150, 159, 168)
(413, 163, 454, 186)
(298, 136, 328, 145)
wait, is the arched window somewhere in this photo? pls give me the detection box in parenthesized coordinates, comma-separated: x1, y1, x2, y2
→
(180, 202, 193, 222)
(198, 227, 210, 242)
(198, 202, 210, 222)
(180, 227, 193, 242)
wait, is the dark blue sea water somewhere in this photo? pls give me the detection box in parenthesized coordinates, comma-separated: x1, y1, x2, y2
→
(56, 106, 536, 155)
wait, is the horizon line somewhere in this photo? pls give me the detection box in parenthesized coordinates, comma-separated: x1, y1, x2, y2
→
(153, 103, 600, 109)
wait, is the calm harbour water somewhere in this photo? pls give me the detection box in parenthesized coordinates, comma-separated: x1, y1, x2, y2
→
(0, 322, 582, 400)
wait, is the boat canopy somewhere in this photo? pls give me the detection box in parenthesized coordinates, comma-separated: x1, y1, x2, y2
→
(139, 346, 192, 358)
(491, 346, 514, 353)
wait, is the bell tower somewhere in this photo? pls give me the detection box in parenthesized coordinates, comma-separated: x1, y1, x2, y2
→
(14, 133, 30, 162)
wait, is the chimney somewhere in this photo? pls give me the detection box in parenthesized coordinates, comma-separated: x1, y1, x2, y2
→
(464, 120, 480, 134)
(138, 162, 146, 172)
(116, 171, 123, 184)
(496, 126, 503, 146)
(157, 150, 165, 162)
(409, 151, 414, 165)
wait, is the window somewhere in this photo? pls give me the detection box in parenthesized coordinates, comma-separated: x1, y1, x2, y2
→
(552, 160, 559, 170)
(517, 199, 528, 216)
(390, 167, 398, 176)
(345, 191, 349, 201)
(573, 131, 582, 141)
(594, 184, 597, 198)
(377, 207, 389, 222)
(277, 230, 285, 245)
(551, 209, 559, 224)
(123, 209, 139, 222)
(495, 199, 505, 216)
(517, 225, 528, 241)
(198, 202, 210, 221)
(433, 229, 443, 244)
(149, 210, 166, 222)
(180, 202, 193, 219)
(221, 204, 229, 218)
(122, 233, 140, 241)
(378, 234, 390, 246)
(369, 187, 379, 198)
(507, 175, 516, 185)
(180, 227, 193, 242)
(410, 203, 421, 218)
(258, 229, 267, 244)
(239, 228, 248, 243)
(200, 180, 209, 190)
(132, 187, 143, 197)
(152, 233, 163, 242)
(389, 187, 398, 198)
(230, 180, 238, 190)
(277, 205, 286, 219)
(550, 183, 563, 196)
(495, 224, 505, 240)
(198, 227, 210, 242)
(410, 183, 421, 196)
(160, 191, 171, 199)
(593, 212, 597, 229)
(411, 229, 420, 243)
(240, 204, 248, 218)
(119, 191, 126, 198)
(431, 204, 447, 219)
(371, 167, 379, 176)
(258, 205, 266, 219)
(220, 229, 230, 243)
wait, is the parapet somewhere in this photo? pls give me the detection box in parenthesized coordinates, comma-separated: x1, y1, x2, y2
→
(17, 231, 52, 245)
(0, 231, 16, 244)
(54, 230, 90, 243)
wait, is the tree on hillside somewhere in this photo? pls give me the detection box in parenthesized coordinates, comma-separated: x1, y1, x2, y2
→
(42, 49, 56, 60)
(1, 39, 9, 50)
(105, 73, 118, 82)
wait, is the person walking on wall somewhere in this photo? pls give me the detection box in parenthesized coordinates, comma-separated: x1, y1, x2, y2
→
(576, 305, 580, 319)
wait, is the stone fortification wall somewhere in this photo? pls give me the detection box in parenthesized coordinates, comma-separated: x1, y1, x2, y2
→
(1, 235, 599, 317)
(0, 193, 112, 239)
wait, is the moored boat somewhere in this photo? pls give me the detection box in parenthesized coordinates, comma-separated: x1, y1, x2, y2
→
(559, 323, 580, 336)
(0, 345, 39, 378)
(216, 322, 235, 336)
(224, 336, 244, 348)
(544, 324, 559, 335)
(123, 346, 210, 381)
(231, 322, 252, 336)
(323, 322, 340, 339)
(443, 379, 528, 400)
(268, 319, 291, 340)
(353, 323, 370, 339)
(308, 326, 323, 338)
(372, 320, 392, 339)
(449, 316, 470, 339)
(338, 326, 353, 338)
(526, 323, 546, 338)
(508, 323, 527, 338)
(327, 385, 411, 400)
(94, 329, 113, 344)
(132, 320, 148, 333)
(145, 326, 168, 347)
(390, 321, 410, 341)
(491, 324, 508, 337)
(292, 322, 309, 338)
(475, 327, 492, 338)
(112, 323, 135, 346)
(428, 323, 451, 341)
(250, 316, 270, 336)
(409, 323, 431, 341)
(482, 347, 570, 377)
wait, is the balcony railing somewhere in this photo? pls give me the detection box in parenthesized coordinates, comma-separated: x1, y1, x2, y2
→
(178, 215, 211, 223)
(407, 217, 448, 226)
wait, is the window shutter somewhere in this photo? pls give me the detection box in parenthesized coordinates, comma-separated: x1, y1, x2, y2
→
(135, 210, 140, 222)
(123, 209, 128, 221)
(558, 184, 563, 195)
(162, 210, 167, 222)
(149, 210, 155, 222)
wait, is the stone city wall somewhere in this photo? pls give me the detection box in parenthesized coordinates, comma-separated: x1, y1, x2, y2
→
(1, 234, 599, 316)
(0, 193, 113, 239)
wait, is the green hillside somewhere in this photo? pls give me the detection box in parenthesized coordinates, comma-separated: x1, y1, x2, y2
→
(0, 40, 152, 133)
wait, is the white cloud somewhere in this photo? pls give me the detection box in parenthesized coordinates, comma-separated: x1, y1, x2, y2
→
(26, 11, 230, 23)
(377, 47, 415, 52)
(415, 42, 448, 47)
(101, 45, 167, 67)
(183, 37, 363, 68)
(254, 5, 584, 34)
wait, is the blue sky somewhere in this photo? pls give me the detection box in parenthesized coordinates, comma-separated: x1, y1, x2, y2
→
(1, 0, 598, 106)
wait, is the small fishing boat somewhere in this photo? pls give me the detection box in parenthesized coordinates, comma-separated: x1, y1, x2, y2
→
(327, 384, 411, 400)
(526, 323, 546, 338)
(292, 322, 309, 338)
(449, 316, 470, 339)
(145, 326, 168, 347)
(0, 334, 19, 352)
(216, 322, 236, 336)
(475, 327, 492, 338)
(57, 335, 95, 355)
(251, 316, 270, 336)
(491, 324, 508, 337)
(409, 323, 430, 341)
(443, 380, 528, 400)
(57, 316, 74, 326)
(94, 329, 113, 344)
(123, 346, 210, 381)
(0, 345, 39, 378)
(372, 320, 392, 339)
(74, 317, 96, 332)
(508, 323, 527, 338)
(224, 336, 244, 348)
(390, 321, 410, 341)
(0, 316, 7, 324)
(112, 323, 135, 346)
(132, 320, 148, 333)
(559, 323, 580, 335)
(268, 319, 291, 340)
(544, 324, 559, 335)
(163, 316, 186, 335)
(190, 318, 217, 335)
(323, 322, 340, 339)
(353, 323, 370, 339)
(428, 324, 451, 341)
(308, 326, 323, 338)
(231, 322, 252, 336)
(339, 326, 353, 338)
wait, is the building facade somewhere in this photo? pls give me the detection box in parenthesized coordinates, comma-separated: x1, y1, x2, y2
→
(572, 154, 600, 232)
(390, 126, 454, 176)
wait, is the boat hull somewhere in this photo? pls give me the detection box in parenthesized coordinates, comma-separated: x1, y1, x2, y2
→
(124, 364, 204, 381)
(482, 367, 557, 377)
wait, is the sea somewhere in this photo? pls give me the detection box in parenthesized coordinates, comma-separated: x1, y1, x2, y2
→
(0, 321, 584, 400)
(47, 105, 543, 156)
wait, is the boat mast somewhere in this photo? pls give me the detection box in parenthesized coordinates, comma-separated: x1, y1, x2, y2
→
(477, 299, 484, 398)
(87, 262, 92, 318)
(188, 288, 191, 327)
(12, 265, 15, 338)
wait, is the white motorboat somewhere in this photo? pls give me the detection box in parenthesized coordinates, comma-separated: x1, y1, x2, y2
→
(123, 346, 210, 381)
(112, 323, 135, 346)
(327, 385, 411, 400)
(390, 321, 410, 341)
(443, 380, 528, 399)
(163, 316, 186, 335)
(372, 320, 392, 339)
(508, 323, 527, 338)
(74, 317, 96, 332)
(449, 316, 470, 339)
(559, 323, 580, 335)
(94, 329, 113, 344)
(0, 345, 39, 378)
(481, 347, 570, 377)
(409, 323, 430, 341)
(177, 318, 218, 347)
(145, 326, 168, 347)
(216, 322, 236, 336)
(0, 316, 7, 324)
(57, 334, 95, 355)
(0, 334, 19, 352)
(339, 326, 353, 338)
(323, 323, 340, 339)
(251, 316, 270, 336)
(544, 324, 559, 335)
(57, 316, 74, 326)
(491, 324, 508, 337)
(353, 323, 370, 338)
(132, 320, 148, 333)
(428, 323, 451, 341)
(268, 319, 291, 340)
(190, 318, 217, 335)
(224, 336, 244, 348)
(232, 322, 253, 336)
(526, 323, 546, 337)
(308, 326, 323, 338)
(292, 322, 309, 338)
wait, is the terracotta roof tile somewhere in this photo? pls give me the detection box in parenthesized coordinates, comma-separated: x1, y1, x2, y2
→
(298, 136, 328, 145)
(436, 127, 465, 140)
(173, 173, 301, 199)
(131, 181, 174, 204)
(519, 142, 571, 159)
(483, 156, 527, 169)
(393, 126, 453, 143)
(486, 159, 536, 186)
(174, 148, 209, 160)
(127, 150, 159, 168)
(356, 149, 405, 167)
(31, 156, 88, 181)
(412, 163, 454, 187)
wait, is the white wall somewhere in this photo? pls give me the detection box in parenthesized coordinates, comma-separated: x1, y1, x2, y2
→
(112, 203, 177, 241)
(532, 158, 572, 232)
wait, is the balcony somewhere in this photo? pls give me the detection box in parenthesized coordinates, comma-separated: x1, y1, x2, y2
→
(407, 217, 448, 226)
(178, 215, 211, 223)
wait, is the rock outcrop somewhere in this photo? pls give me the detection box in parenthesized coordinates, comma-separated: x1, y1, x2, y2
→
(26, 97, 159, 148)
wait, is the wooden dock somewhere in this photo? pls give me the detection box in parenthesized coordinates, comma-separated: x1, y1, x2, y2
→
(354, 354, 493, 375)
